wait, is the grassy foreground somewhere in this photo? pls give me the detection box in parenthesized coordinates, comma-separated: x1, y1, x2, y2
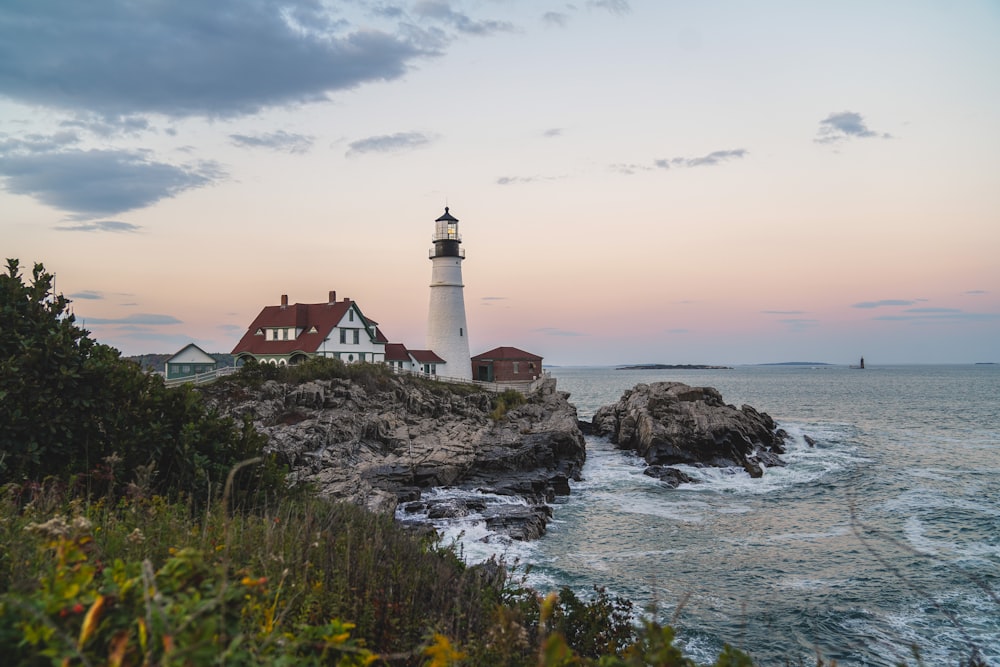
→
(0, 483, 758, 666)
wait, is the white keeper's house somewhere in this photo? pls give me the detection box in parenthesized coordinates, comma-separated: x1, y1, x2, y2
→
(231, 291, 447, 376)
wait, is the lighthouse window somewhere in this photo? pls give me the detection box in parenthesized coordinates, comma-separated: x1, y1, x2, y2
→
(459, 328, 463, 337)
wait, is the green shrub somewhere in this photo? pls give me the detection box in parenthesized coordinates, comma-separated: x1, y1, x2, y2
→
(490, 388, 526, 421)
(0, 259, 285, 507)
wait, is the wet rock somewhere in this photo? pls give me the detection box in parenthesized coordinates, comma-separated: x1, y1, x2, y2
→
(592, 382, 786, 478)
(644, 465, 697, 487)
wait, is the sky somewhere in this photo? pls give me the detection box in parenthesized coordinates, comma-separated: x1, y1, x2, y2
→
(2, 0, 998, 366)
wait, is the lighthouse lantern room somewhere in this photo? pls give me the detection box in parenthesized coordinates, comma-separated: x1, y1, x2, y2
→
(426, 207, 472, 380)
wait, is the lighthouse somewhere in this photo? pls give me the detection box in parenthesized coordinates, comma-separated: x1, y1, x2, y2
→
(426, 207, 472, 380)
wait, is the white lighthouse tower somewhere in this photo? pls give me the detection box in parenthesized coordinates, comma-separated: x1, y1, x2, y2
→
(426, 207, 472, 380)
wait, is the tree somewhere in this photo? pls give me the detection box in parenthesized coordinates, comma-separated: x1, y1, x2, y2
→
(0, 259, 282, 503)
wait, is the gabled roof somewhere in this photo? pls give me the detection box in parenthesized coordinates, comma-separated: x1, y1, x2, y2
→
(409, 349, 445, 364)
(384, 343, 411, 362)
(232, 299, 380, 356)
(472, 346, 542, 362)
(167, 343, 216, 365)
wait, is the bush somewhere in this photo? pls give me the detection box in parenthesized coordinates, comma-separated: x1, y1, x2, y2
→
(0, 259, 284, 507)
(490, 388, 526, 421)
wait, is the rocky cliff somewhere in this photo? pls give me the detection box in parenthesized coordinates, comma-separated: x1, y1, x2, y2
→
(592, 382, 787, 480)
(202, 374, 585, 539)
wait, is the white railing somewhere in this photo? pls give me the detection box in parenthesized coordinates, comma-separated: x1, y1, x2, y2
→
(163, 366, 237, 388)
(162, 363, 551, 395)
(392, 368, 551, 395)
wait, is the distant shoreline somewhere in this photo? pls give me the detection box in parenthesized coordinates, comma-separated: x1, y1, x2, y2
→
(615, 364, 733, 370)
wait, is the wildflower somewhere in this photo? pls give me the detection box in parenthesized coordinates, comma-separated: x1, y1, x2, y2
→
(24, 516, 70, 539)
(126, 528, 145, 544)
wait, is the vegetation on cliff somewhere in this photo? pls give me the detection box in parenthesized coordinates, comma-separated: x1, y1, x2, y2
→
(7, 258, 966, 665)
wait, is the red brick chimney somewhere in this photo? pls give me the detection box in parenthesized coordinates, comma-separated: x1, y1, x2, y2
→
(328, 290, 336, 305)
(280, 294, 288, 309)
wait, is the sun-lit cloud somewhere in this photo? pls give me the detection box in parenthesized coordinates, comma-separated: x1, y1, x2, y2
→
(762, 310, 806, 315)
(346, 132, 433, 156)
(230, 131, 314, 154)
(964, 290, 988, 296)
(852, 299, 917, 309)
(0, 1, 437, 119)
(815, 111, 892, 144)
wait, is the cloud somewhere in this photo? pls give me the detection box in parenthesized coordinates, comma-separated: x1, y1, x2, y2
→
(873, 311, 999, 322)
(0, 144, 223, 219)
(68, 290, 104, 300)
(413, 1, 515, 35)
(0, 1, 433, 119)
(588, 0, 631, 15)
(763, 310, 806, 315)
(654, 149, 748, 169)
(964, 290, 988, 296)
(53, 220, 143, 233)
(496, 174, 561, 185)
(543, 128, 563, 138)
(852, 299, 917, 309)
(84, 313, 183, 325)
(480, 296, 507, 306)
(60, 114, 152, 138)
(534, 327, 585, 337)
(905, 307, 962, 314)
(815, 111, 892, 144)
(610, 163, 651, 175)
(542, 12, 570, 28)
(346, 131, 433, 156)
(230, 131, 314, 154)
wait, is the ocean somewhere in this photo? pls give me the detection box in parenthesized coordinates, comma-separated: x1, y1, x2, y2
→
(399, 364, 1000, 666)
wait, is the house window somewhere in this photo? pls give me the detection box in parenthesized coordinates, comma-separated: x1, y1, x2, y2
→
(348, 354, 354, 362)
(352, 329, 359, 345)
(340, 328, 347, 344)
(349, 310, 354, 322)
(529, 362, 535, 371)
(513, 362, 519, 374)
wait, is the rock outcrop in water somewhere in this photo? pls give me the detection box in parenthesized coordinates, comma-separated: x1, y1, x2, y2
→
(202, 375, 585, 540)
(591, 382, 786, 479)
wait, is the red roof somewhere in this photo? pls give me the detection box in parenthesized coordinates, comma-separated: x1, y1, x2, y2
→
(384, 343, 411, 362)
(232, 299, 379, 356)
(409, 350, 445, 363)
(472, 346, 542, 362)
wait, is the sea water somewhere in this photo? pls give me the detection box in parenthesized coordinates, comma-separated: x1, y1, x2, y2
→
(403, 364, 1000, 666)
